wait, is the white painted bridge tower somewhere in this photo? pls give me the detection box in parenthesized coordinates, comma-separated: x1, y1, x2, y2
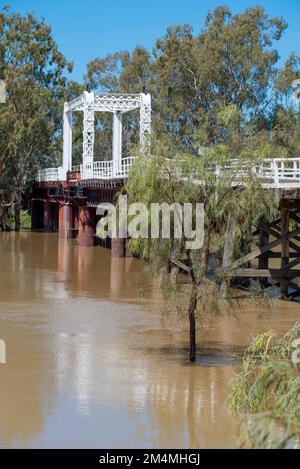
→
(61, 91, 151, 181)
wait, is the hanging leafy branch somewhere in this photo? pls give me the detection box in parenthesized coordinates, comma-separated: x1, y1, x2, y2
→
(229, 323, 300, 449)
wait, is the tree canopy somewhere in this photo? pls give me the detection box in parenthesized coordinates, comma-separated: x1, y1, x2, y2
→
(0, 6, 72, 228)
(86, 6, 300, 156)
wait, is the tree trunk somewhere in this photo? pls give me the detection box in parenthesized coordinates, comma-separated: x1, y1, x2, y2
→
(15, 204, 21, 232)
(189, 284, 198, 362)
(0, 207, 11, 232)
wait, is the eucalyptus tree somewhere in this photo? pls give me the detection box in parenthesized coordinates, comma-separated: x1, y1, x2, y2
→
(0, 6, 72, 230)
(85, 6, 299, 156)
(152, 6, 296, 151)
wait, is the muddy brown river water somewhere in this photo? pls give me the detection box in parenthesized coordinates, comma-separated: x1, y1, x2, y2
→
(0, 232, 299, 448)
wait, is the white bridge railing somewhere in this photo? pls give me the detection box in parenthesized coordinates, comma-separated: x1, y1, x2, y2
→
(255, 158, 300, 185)
(80, 156, 136, 180)
(37, 157, 300, 188)
(36, 167, 62, 182)
(226, 158, 300, 185)
(168, 158, 300, 188)
(37, 157, 137, 182)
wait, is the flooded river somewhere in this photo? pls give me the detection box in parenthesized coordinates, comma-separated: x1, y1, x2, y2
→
(0, 232, 299, 448)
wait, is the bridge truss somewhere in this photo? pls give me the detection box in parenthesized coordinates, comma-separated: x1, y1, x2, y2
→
(60, 91, 151, 181)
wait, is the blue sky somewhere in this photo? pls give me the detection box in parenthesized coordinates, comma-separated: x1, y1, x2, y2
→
(8, 0, 300, 82)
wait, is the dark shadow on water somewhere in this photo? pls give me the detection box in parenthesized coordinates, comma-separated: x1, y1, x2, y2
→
(142, 341, 245, 366)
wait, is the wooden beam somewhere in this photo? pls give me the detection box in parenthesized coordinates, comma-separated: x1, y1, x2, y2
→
(258, 224, 270, 287)
(258, 226, 269, 270)
(259, 222, 300, 253)
(170, 259, 191, 273)
(220, 214, 236, 298)
(275, 280, 299, 291)
(288, 290, 300, 299)
(290, 212, 300, 225)
(231, 227, 300, 269)
(234, 269, 300, 279)
(253, 217, 281, 237)
(281, 256, 300, 271)
(260, 252, 300, 259)
(280, 200, 300, 210)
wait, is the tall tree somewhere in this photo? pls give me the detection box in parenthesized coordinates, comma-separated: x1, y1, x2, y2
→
(85, 6, 299, 156)
(153, 6, 290, 149)
(0, 6, 72, 229)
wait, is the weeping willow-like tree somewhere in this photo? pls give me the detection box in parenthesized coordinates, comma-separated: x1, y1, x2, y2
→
(124, 109, 275, 361)
(229, 323, 300, 449)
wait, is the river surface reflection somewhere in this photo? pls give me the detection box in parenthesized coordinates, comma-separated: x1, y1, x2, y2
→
(0, 232, 299, 448)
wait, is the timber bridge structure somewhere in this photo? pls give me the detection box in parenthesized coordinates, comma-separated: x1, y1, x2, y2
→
(32, 91, 300, 299)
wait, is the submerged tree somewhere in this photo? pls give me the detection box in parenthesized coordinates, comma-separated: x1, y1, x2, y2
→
(229, 323, 300, 449)
(124, 122, 274, 361)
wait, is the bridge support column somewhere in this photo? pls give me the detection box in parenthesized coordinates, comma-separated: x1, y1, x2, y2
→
(59, 204, 73, 239)
(112, 237, 126, 258)
(113, 111, 122, 177)
(140, 92, 152, 156)
(43, 201, 52, 232)
(62, 104, 73, 181)
(77, 207, 95, 247)
(258, 225, 270, 287)
(83, 91, 95, 168)
(31, 200, 44, 230)
(280, 206, 290, 298)
(43, 201, 59, 233)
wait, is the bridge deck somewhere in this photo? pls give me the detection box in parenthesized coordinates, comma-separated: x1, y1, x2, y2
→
(37, 157, 300, 191)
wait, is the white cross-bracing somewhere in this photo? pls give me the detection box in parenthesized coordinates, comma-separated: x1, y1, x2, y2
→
(83, 92, 95, 166)
(62, 91, 151, 180)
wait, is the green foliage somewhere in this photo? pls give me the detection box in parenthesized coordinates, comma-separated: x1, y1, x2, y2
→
(125, 124, 276, 273)
(124, 137, 276, 360)
(229, 324, 300, 448)
(9, 210, 31, 229)
(86, 5, 300, 156)
(19, 210, 31, 229)
(0, 6, 72, 221)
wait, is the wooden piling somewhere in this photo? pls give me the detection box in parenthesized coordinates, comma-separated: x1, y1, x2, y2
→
(111, 237, 126, 258)
(258, 225, 270, 287)
(280, 205, 290, 298)
(77, 207, 95, 247)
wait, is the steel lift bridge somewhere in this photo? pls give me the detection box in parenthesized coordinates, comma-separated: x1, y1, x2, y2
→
(33, 90, 300, 298)
(37, 89, 300, 190)
(37, 90, 151, 184)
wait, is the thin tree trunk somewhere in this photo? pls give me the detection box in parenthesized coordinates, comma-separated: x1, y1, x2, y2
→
(15, 204, 21, 232)
(189, 283, 198, 362)
(0, 207, 11, 232)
